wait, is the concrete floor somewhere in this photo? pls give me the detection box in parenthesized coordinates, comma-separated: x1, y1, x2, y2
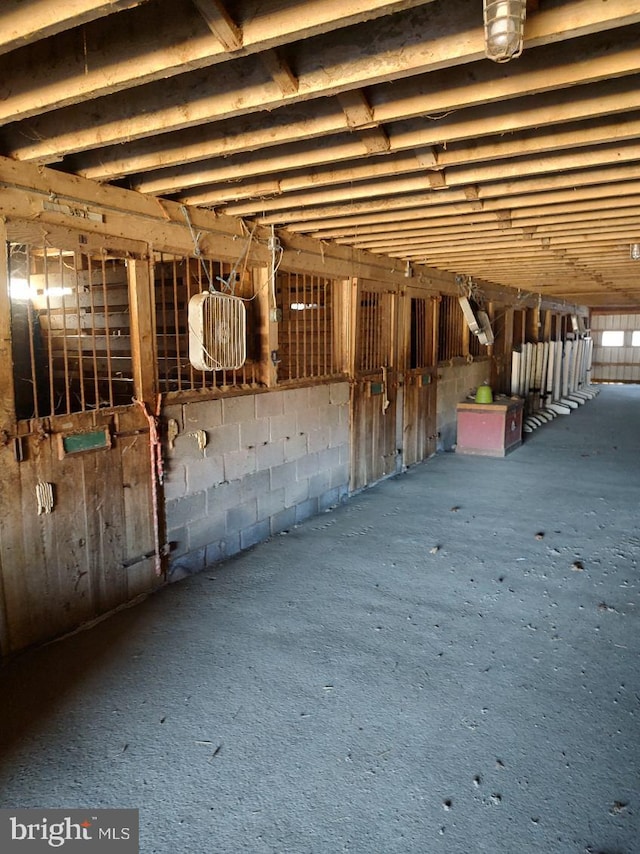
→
(1, 385, 639, 854)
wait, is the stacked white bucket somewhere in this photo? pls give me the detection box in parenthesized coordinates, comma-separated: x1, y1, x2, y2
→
(510, 337, 598, 432)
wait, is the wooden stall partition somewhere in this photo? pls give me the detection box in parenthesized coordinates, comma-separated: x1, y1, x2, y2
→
(0, 225, 162, 656)
(349, 279, 399, 491)
(490, 303, 514, 394)
(400, 287, 438, 468)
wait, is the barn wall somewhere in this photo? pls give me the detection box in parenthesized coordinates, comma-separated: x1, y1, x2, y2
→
(162, 383, 350, 581)
(590, 313, 640, 383)
(0, 157, 585, 656)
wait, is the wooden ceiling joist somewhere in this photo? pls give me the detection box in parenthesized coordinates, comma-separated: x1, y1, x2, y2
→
(0, 0, 639, 305)
(192, 0, 243, 50)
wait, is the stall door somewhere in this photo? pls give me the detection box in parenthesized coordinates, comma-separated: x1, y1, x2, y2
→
(350, 281, 399, 491)
(402, 290, 438, 467)
(0, 227, 162, 655)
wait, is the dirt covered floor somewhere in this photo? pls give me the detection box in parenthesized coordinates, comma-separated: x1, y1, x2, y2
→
(1, 385, 639, 853)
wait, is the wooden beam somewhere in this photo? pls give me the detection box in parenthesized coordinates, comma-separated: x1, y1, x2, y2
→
(0, 0, 434, 132)
(337, 91, 375, 129)
(128, 259, 158, 407)
(6, 1, 640, 162)
(192, 0, 242, 50)
(68, 26, 640, 182)
(260, 48, 298, 95)
(256, 162, 640, 227)
(0, 0, 146, 56)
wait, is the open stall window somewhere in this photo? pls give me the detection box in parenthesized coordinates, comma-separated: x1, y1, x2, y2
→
(8, 241, 134, 420)
(276, 271, 343, 382)
(437, 295, 465, 362)
(154, 253, 261, 394)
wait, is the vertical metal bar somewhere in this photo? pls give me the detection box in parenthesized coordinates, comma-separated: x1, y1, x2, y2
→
(157, 255, 169, 392)
(100, 255, 114, 408)
(56, 250, 72, 414)
(86, 255, 101, 408)
(24, 248, 39, 419)
(72, 251, 86, 412)
(172, 257, 182, 392)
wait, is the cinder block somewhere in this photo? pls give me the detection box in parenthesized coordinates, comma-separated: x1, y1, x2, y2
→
(330, 462, 350, 490)
(317, 445, 341, 472)
(270, 460, 297, 491)
(171, 432, 212, 462)
(207, 478, 241, 514)
(240, 417, 270, 449)
(283, 386, 310, 415)
(308, 383, 331, 407)
(296, 451, 319, 480)
(186, 455, 224, 494)
(166, 525, 188, 556)
(306, 423, 333, 454)
(285, 478, 309, 508)
(339, 444, 350, 467)
(256, 439, 285, 470)
(257, 486, 286, 520)
(283, 432, 308, 462)
(163, 462, 187, 501)
(208, 423, 241, 455)
(297, 406, 321, 435)
(329, 382, 350, 406)
(168, 548, 206, 583)
(166, 492, 207, 529)
(224, 447, 257, 482)
(318, 486, 345, 512)
(295, 496, 319, 524)
(255, 390, 284, 418)
(222, 394, 255, 424)
(309, 468, 331, 498)
(220, 533, 241, 559)
(227, 498, 258, 533)
(240, 519, 271, 550)
(269, 412, 295, 442)
(162, 403, 184, 430)
(240, 469, 270, 502)
(205, 541, 226, 566)
(184, 398, 223, 430)
(270, 506, 297, 535)
(188, 514, 227, 550)
(330, 423, 349, 449)
(319, 402, 342, 430)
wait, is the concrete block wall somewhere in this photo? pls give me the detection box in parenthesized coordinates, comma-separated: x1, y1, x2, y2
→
(436, 360, 491, 451)
(163, 382, 350, 581)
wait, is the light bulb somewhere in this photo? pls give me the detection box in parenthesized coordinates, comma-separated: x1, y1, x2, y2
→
(484, 0, 526, 63)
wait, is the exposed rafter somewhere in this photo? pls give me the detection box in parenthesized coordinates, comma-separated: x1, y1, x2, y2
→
(0, 0, 638, 305)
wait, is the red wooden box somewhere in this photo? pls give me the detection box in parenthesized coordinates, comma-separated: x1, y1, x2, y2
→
(455, 398, 523, 457)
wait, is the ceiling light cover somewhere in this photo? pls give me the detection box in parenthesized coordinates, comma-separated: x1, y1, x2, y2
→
(483, 0, 526, 63)
(631, 243, 640, 261)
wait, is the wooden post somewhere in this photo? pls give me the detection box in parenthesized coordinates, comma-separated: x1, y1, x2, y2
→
(128, 257, 158, 406)
(0, 221, 16, 431)
(254, 265, 278, 388)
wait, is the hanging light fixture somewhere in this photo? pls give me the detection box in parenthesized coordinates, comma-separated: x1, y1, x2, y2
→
(483, 0, 527, 63)
(630, 243, 640, 261)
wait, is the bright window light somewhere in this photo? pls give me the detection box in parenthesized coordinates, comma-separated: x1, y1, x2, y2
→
(602, 330, 624, 347)
(9, 278, 31, 300)
(631, 331, 640, 347)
